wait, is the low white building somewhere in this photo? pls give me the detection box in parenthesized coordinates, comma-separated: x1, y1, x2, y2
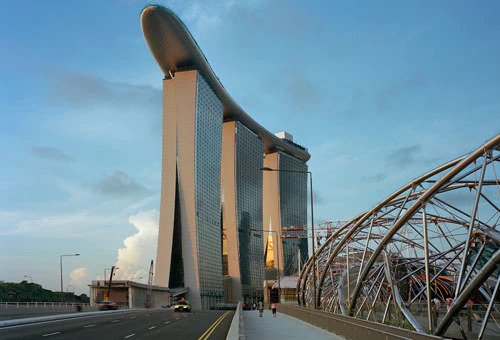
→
(89, 280, 170, 308)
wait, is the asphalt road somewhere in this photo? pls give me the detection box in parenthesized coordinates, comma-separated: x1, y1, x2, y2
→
(0, 309, 234, 340)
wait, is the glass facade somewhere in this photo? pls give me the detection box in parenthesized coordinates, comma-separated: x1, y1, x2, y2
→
(234, 122, 264, 302)
(194, 73, 224, 309)
(279, 152, 309, 276)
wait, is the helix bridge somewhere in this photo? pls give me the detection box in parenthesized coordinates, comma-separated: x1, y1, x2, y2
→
(297, 134, 499, 339)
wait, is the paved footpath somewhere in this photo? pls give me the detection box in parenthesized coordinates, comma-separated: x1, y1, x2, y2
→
(243, 309, 345, 340)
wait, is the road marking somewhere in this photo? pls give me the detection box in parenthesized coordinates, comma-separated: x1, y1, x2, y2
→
(112, 320, 120, 323)
(129, 316, 136, 319)
(84, 324, 95, 328)
(198, 311, 230, 340)
(43, 332, 61, 337)
(124, 334, 135, 339)
(175, 317, 180, 320)
(149, 326, 156, 329)
(164, 321, 170, 324)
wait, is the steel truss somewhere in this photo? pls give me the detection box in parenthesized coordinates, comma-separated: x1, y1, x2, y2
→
(297, 135, 500, 338)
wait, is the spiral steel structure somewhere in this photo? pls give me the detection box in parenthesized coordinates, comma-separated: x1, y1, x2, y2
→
(298, 134, 500, 338)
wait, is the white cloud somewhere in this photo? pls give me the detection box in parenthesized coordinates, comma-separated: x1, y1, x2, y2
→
(1, 211, 118, 238)
(114, 210, 159, 282)
(69, 267, 89, 295)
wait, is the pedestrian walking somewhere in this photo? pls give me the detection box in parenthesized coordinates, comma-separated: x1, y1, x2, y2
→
(271, 303, 277, 317)
(445, 298, 453, 312)
(258, 301, 263, 317)
(432, 298, 441, 318)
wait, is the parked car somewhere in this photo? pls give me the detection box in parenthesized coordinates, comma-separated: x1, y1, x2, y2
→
(174, 300, 191, 312)
(98, 301, 118, 310)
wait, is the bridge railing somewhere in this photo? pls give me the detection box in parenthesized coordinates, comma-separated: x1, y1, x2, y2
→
(1, 302, 91, 308)
(278, 304, 443, 340)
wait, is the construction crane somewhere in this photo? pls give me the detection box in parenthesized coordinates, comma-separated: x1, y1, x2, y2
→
(104, 265, 116, 302)
(145, 260, 154, 308)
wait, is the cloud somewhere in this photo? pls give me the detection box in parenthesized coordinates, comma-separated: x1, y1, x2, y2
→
(3, 211, 117, 238)
(376, 72, 427, 112)
(261, 68, 322, 114)
(114, 210, 159, 281)
(176, 0, 266, 32)
(361, 173, 387, 183)
(226, 0, 319, 38)
(32, 147, 74, 162)
(343, 90, 367, 118)
(95, 171, 151, 197)
(0, 206, 140, 240)
(69, 267, 89, 294)
(48, 71, 161, 112)
(312, 191, 326, 205)
(43, 70, 164, 143)
(182, 1, 221, 29)
(385, 144, 442, 170)
(385, 144, 422, 169)
(284, 72, 322, 112)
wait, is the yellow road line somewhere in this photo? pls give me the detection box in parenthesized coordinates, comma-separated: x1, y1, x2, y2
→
(198, 311, 230, 340)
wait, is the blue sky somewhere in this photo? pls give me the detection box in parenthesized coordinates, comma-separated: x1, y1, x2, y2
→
(1, 0, 499, 294)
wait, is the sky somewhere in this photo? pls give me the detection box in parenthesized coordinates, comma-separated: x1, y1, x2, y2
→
(0, 0, 499, 295)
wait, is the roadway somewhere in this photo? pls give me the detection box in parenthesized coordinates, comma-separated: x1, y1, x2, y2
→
(0, 309, 234, 340)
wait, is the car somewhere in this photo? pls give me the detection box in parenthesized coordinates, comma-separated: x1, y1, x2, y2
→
(98, 301, 118, 310)
(174, 300, 191, 312)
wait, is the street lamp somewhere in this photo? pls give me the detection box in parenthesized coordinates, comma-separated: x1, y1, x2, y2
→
(249, 228, 281, 302)
(60, 253, 80, 302)
(261, 167, 318, 309)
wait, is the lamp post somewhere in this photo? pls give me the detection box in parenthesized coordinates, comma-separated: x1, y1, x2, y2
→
(270, 230, 281, 303)
(249, 228, 281, 302)
(60, 253, 80, 303)
(261, 167, 318, 309)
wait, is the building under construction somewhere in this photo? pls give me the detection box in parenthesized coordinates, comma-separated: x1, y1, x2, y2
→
(89, 280, 171, 309)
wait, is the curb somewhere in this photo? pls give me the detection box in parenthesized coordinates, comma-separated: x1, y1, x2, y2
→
(226, 302, 244, 340)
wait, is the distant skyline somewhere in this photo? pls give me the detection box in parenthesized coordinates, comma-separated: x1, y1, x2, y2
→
(1, 0, 499, 295)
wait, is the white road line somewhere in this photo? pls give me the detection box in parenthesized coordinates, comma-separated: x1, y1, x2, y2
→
(148, 326, 156, 329)
(164, 321, 170, 324)
(124, 334, 135, 339)
(84, 324, 95, 328)
(175, 317, 180, 320)
(112, 320, 120, 323)
(129, 316, 136, 319)
(43, 332, 61, 337)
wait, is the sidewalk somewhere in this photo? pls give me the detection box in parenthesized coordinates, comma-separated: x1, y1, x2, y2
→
(243, 309, 345, 340)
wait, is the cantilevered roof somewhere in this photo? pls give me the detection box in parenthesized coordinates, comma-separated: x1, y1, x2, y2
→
(141, 5, 310, 162)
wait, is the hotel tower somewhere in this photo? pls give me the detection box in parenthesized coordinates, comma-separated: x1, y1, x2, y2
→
(141, 6, 310, 310)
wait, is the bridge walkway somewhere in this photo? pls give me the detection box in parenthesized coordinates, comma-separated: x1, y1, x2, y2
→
(243, 308, 344, 340)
